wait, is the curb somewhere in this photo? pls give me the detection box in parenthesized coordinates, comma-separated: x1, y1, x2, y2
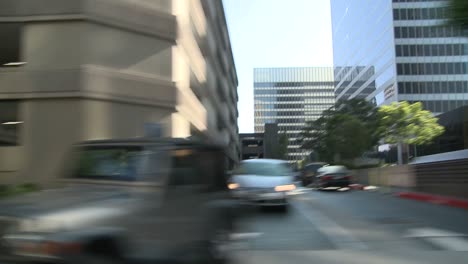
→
(349, 184, 364, 190)
(396, 192, 468, 210)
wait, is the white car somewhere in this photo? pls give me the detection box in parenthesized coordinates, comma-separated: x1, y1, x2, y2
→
(228, 159, 296, 210)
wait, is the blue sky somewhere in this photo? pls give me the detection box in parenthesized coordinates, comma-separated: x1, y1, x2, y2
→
(223, 0, 334, 133)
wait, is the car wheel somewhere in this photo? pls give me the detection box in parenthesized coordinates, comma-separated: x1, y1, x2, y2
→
(83, 239, 125, 264)
(277, 204, 288, 213)
(84, 256, 125, 264)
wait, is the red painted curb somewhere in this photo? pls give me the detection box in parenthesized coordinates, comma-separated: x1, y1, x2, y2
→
(397, 192, 468, 210)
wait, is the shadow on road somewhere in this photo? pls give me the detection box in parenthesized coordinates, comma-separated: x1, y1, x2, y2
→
(317, 187, 351, 193)
(259, 206, 288, 214)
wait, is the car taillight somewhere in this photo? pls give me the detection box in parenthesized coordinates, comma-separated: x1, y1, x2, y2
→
(322, 175, 332, 181)
(345, 175, 352, 180)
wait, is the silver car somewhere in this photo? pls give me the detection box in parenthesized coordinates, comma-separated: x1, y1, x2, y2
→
(228, 159, 296, 209)
(0, 138, 237, 264)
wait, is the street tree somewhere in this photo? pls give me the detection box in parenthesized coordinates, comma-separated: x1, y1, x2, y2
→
(447, 0, 468, 33)
(299, 99, 377, 163)
(378, 101, 445, 164)
(334, 98, 381, 147)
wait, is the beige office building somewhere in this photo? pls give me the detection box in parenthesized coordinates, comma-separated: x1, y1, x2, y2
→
(0, 0, 239, 184)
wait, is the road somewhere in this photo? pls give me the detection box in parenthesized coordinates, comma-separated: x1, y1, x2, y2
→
(230, 188, 468, 264)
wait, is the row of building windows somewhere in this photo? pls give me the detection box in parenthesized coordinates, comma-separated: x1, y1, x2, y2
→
(255, 108, 327, 116)
(396, 62, 468, 75)
(254, 89, 333, 95)
(393, 7, 448, 21)
(254, 82, 334, 88)
(393, 0, 449, 2)
(304, 109, 330, 114)
(255, 114, 322, 120)
(255, 95, 334, 100)
(256, 112, 305, 117)
(407, 100, 468, 113)
(334, 67, 375, 83)
(257, 97, 301, 102)
(398, 81, 468, 94)
(256, 96, 335, 102)
(396, 44, 468, 57)
(394, 26, 463, 39)
(335, 85, 376, 96)
(255, 108, 304, 112)
(277, 118, 305, 123)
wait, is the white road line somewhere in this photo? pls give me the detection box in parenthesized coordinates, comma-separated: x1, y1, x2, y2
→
(426, 237, 468, 251)
(405, 228, 466, 238)
(291, 199, 368, 250)
(288, 188, 312, 195)
(230, 232, 264, 240)
(405, 228, 468, 251)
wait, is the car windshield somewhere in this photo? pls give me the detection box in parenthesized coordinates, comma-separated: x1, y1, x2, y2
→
(304, 164, 325, 172)
(234, 161, 293, 176)
(71, 146, 163, 181)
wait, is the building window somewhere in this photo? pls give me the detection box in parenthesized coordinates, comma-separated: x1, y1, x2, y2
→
(394, 26, 462, 39)
(0, 101, 21, 146)
(0, 23, 24, 67)
(434, 101, 441, 112)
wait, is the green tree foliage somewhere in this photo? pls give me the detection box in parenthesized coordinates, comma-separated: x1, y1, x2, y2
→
(299, 99, 377, 163)
(334, 99, 381, 147)
(378, 101, 445, 146)
(447, 0, 468, 32)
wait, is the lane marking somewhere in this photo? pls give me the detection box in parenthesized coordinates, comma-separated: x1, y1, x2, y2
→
(288, 188, 312, 195)
(426, 237, 468, 251)
(405, 228, 466, 238)
(291, 200, 368, 250)
(405, 228, 468, 251)
(230, 232, 264, 240)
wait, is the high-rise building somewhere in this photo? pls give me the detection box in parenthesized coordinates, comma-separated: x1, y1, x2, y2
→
(331, 0, 468, 113)
(254, 67, 335, 161)
(239, 123, 279, 160)
(0, 0, 239, 184)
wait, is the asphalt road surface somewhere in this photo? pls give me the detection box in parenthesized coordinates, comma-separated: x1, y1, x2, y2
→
(229, 187, 468, 264)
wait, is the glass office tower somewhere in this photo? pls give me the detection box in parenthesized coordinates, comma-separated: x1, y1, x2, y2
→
(331, 0, 468, 113)
(331, 0, 396, 105)
(254, 67, 335, 161)
(393, 0, 468, 114)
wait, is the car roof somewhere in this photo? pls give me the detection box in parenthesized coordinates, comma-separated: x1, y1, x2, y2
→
(318, 165, 348, 171)
(305, 162, 327, 167)
(241, 159, 288, 164)
(74, 137, 224, 151)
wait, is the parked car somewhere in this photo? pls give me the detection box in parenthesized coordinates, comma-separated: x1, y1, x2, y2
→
(300, 162, 328, 186)
(228, 159, 296, 210)
(0, 138, 238, 264)
(315, 165, 352, 189)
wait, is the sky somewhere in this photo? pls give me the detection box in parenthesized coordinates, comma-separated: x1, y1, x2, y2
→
(223, 0, 334, 133)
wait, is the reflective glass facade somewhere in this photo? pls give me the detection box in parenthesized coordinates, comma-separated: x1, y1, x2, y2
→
(331, 0, 468, 114)
(331, 0, 396, 105)
(254, 67, 335, 161)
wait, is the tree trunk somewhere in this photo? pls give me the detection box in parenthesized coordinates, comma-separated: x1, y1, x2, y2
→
(397, 142, 403, 165)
